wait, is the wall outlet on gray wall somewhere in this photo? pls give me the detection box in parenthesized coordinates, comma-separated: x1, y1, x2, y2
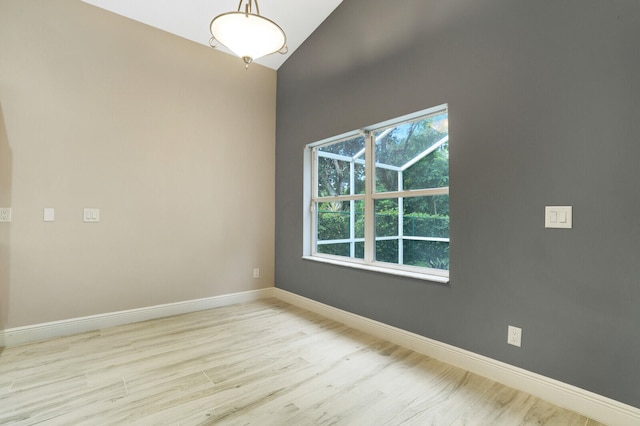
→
(508, 325, 522, 347)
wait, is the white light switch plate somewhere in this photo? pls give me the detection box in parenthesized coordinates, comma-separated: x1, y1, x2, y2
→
(545, 206, 572, 229)
(83, 208, 100, 223)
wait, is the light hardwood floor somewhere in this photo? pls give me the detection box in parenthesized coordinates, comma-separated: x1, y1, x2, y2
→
(0, 299, 605, 425)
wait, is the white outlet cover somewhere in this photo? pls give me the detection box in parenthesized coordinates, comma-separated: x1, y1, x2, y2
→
(44, 208, 55, 222)
(508, 325, 522, 347)
(0, 207, 11, 223)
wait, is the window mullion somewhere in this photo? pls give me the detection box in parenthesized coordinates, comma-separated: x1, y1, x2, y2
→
(398, 170, 404, 265)
(350, 160, 355, 258)
(310, 148, 318, 255)
(371, 187, 449, 199)
(364, 131, 375, 263)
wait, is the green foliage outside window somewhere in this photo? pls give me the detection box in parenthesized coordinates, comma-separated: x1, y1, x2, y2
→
(317, 209, 449, 269)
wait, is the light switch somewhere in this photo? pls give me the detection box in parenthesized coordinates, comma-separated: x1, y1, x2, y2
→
(83, 208, 100, 223)
(44, 208, 55, 222)
(545, 206, 572, 229)
(558, 211, 567, 223)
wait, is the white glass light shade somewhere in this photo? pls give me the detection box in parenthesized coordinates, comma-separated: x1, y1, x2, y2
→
(210, 12, 286, 65)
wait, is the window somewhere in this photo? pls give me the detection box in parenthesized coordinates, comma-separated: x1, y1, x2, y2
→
(304, 104, 449, 282)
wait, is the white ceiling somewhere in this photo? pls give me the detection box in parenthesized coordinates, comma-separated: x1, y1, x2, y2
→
(81, 0, 343, 70)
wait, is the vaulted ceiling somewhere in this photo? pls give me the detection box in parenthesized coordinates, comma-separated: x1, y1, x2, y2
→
(81, 0, 343, 70)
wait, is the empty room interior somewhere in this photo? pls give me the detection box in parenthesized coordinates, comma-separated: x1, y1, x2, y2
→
(0, 0, 639, 424)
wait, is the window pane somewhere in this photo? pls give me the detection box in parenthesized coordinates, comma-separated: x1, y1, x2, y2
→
(317, 135, 366, 157)
(403, 195, 449, 238)
(375, 199, 398, 237)
(403, 240, 450, 270)
(354, 163, 366, 195)
(317, 201, 350, 241)
(354, 200, 365, 238)
(317, 243, 351, 257)
(374, 196, 449, 268)
(403, 140, 448, 190)
(317, 135, 366, 197)
(375, 112, 448, 192)
(317, 157, 352, 196)
(375, 198, 399, 263)
(316, 200, 365, 260)
(376, 238, 398, 264)
(375, 166, 398, 193)
(375, 196, 449, 238)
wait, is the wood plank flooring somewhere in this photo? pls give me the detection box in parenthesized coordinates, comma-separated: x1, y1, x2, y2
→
(0, 299, 605, 425)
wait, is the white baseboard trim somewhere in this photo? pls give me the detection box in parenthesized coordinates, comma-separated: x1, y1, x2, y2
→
(2, 287, 637, 424)
(272, 288, 640, 426)
(0, 288, 274, 348)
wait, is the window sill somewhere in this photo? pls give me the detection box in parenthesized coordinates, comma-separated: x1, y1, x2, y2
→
(302, 256, 450, 284)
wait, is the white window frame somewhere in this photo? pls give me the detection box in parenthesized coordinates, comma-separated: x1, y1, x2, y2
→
(303, 104, 449, 283)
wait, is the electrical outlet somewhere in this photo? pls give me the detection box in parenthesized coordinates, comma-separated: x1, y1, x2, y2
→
(44, 208, 55, 222)
(508, 325, 522, 347)
(253, 268, 260, 279)
(0, 208, 11, 223)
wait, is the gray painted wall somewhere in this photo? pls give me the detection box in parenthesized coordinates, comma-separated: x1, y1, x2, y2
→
(275, 0, 640, 407)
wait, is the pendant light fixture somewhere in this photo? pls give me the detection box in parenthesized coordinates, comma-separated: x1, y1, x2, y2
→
(209, 0, 288, 68)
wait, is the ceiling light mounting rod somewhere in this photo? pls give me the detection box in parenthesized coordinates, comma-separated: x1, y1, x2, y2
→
(209, 0, 288, 69)
(242, 0, 259, 16)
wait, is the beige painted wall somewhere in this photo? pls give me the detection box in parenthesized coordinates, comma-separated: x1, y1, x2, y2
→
(0, 0, 276, 328)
